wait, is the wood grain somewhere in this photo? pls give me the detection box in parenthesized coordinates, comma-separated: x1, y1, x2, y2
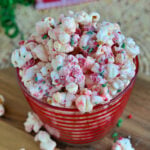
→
(0, 68, 150, 150)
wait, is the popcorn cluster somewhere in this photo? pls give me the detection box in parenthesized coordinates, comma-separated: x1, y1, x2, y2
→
(24, 112, 43, 133)
(112, 137, 135, 150)
(35, 131, 56, 150)
(24, 112, 57, 150)
(11, 11, 140, 113)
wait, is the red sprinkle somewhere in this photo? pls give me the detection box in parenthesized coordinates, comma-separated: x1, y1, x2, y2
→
(19, 40, 25, 46)
(128, 114, 132, 119)
(75, 28, 81, 35)
(116, 74, 120, 77)
(118, 137, 123, 140)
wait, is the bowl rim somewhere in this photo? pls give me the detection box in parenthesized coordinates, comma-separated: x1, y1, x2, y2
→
(16, 57, 139, 112)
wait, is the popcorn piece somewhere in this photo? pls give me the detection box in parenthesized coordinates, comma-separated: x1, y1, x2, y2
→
(53, 41, 62, 52)
(91, 63, 100, 73)
(58, 31, 70, 44)
(92, 95, 105, 105)
(112, 138, 135, 150)
(125, 37, 140, 58)
(0, 104, 5, 117)
(61, 17, 76, 34)
(40, 63, 52, 76)
(75, 11, 91, 25)
(65, 82, 78, 94)
(36, 17, 56, 35)
(48, 29, 57, 40)
(120, 60, 136, 79)
(115, 52, 127, 64)
(50, 71, 60, 85)
(52, 92, 66, 106)
(106, 64, 119, 79)
(96, 21, 120, 46)
(65, 93, 76, 107)
(90, 12, 100, 23)
(0, 94, 5, 117)
(51, 54, 65, 70)
(112, 78, 124, 90)
(11, 46, 33, 68)
(76, 95, 93, 113)
(35, 131, 56, 150)
(79, 34, 90, 48)
(32, 45, 49, 61)
(24, 112, 43, 133)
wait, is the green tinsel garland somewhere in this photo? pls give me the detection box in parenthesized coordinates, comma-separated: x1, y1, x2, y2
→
(0, 0, 34, 39)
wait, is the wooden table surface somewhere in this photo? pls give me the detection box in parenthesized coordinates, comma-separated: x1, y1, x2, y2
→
(0, 68, 150, 150)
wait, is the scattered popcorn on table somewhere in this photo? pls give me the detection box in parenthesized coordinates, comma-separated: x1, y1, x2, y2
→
(11, 11, 140, 113)
(0, 94, 5, 117)
(24, 112, 43, 133)
(112, 137, 135, 150)
(35, 131, 56, 150)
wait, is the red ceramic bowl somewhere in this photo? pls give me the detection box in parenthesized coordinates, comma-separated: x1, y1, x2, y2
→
(17, 57, 139, 145)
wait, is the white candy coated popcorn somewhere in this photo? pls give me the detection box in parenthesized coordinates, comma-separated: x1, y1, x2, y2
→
(65, 93, 76, 107)
(96, 21, 120, 46)
(112, 138, 135, 150)
(66, 82, 78, 94)
(59, 43, 74, 53)
(109, 87, 117, 96)
(112, 78, 124, 90)
(0, 95, 5, 117)
(44, 17, 56, 27)
(11, 46, 33, 68)
(58, 31, 70, 44)
(76, 95, 93, 113)
(36, 17, 55, 35)
(51, 55, 65, 70)
(0, 104, 5, 117)
(90, 12, 100, 23)
(106, 64, 119, 79)
(125, 37, 140, 58)
(120, 60, 136, 79)
(47, 39, 54, 52)
(95, 45, 104, 56)
(48, 29, 57, 40)
(24, 112, 43, 133)
(91, 63, 100, 73)
(54, 41, 62, 52)
(115, 53, 127, 64)
(36, 21, 48, 35)
(92, 95, 105, 105)
(52, 92, 66, 105)
(40, 63, 52, 76)
(61, 17, 76, 34)
(32, 45, 49, 61)
(50, 71, 60, 85)
(75, 11, 91, 25)
(35, 131, 56, 150)
(79, 34, 90, 48)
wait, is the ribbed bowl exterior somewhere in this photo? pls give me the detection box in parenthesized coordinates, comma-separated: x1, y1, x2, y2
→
(17, 57, 139, 145)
